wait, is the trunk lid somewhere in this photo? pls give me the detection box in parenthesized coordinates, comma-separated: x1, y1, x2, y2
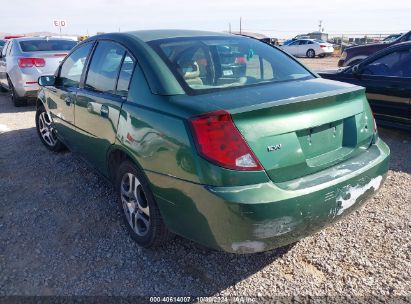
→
(185, 78, 375, 183)
(21, 51, 68, 74)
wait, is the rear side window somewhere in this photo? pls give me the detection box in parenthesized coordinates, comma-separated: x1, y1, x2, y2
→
(116, 53, 135, 97)
(59, 43, 92, 87)
(85, 41, 125, 94)
(19, 40, 77, 52)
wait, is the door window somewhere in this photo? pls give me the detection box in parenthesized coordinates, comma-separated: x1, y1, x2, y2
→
(85, 41, 125, 94)
(362, 49, 411, 77)
(59, 43, 92, 88)
(116, 53, 135, 97)
(1, 41, 9, 58)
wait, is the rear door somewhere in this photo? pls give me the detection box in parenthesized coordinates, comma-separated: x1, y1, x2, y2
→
(356, 47, 411, 124)
(74, 40, 135, 174)
(47, 42, 93, 147)
(0, 41, 10, 87)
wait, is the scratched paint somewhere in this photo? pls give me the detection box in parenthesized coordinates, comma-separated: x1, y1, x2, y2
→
(336, 175, 383, 215)
(231, 240, 266, 253)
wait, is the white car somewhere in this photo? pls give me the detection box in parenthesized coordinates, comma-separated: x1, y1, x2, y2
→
(280, 39, 334, 58)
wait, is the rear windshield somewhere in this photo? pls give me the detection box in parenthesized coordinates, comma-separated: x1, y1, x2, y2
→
(149, 36, 314, 94)
(19, 40, 77, 52)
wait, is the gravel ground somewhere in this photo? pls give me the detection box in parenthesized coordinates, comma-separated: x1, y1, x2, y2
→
(300, 56, 339, 71)
(0, 91, 410, 299)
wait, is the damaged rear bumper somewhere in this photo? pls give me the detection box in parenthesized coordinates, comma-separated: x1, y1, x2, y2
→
(150, 139, 390, 253)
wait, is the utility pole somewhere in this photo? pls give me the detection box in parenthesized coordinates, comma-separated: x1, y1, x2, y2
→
(229, 23, 231, 33)
(240, 17, 242, 34)
(318, 20, 322, 32)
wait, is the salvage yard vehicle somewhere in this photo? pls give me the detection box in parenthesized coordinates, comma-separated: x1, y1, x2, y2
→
(35, 30, 390, 253)
(320, 42, 411, 130)
(280, 39, 334, 58)
(0, 37, 77, 106)
(338, 30, 411, 67)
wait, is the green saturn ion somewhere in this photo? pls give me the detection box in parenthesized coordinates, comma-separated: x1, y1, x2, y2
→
(36, 30, 390, 253)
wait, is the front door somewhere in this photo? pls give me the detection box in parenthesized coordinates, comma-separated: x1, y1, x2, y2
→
(47, 42, 94, 147)
(74, 41, 136, 175)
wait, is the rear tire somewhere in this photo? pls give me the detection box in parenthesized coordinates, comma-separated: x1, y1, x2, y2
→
(8, 78, 26, 107)
(116, 160, 174, 248)
(306, 49, 316, 58)
(35, 105, 64, 151)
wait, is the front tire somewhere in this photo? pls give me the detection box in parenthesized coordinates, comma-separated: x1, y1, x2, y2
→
(116, 160, 174, 248)
(306, 49, 316, 58)
(35, 105, 64, 151)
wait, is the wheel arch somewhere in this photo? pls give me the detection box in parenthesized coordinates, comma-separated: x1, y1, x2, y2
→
(107, 145, 144, 183)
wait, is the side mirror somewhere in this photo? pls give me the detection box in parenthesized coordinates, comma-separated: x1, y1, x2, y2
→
(351, 64, 361, 75)
(38, 75, 55, 87)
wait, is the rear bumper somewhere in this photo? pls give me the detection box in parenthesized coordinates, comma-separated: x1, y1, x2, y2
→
(9, 69, 41, 98)
(149, 139, 390, 253)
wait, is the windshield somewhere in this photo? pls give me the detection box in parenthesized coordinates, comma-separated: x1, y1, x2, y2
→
(19, 40, 77, 52)
(149, 36, 314, 94)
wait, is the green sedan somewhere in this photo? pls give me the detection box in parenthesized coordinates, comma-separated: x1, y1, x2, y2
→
(35, 30, 390, 253)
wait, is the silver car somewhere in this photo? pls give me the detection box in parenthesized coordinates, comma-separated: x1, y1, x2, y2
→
(0, 37, 77, 106)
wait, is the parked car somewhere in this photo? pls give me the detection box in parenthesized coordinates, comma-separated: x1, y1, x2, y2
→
(338, 30, 411, 67)
(280, 39, 334, 58)
(0, 37, 77, 106)
(320, 42, 411, 130)
(0, 39, 5, 53)
(35, 30, 389, 253)
(383, 33, 402, 43)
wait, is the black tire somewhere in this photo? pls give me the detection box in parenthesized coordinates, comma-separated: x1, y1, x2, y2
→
(116, 160, 174, 248)
(35, 105, 65, 151)
(306, 49, 316, 58)
(8, 78, 26, 107)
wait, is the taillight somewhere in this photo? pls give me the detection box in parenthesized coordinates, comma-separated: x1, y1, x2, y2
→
(235, 56, 246, 64)
(320, 44, 327, 48)
(189, 110, 263, 171)
(18, 58, 45, 68)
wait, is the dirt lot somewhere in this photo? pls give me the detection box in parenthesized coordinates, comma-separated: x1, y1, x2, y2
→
(0, 87, 410, 298)
(300, 56, 339, 71)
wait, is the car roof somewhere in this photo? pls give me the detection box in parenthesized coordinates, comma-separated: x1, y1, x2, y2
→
(12, 36, 76, 42)
(124, 29, 228, 42)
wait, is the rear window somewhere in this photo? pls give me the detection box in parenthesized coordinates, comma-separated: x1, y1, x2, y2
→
(19, 40, 77, 52)
(149, 36, 314, 94)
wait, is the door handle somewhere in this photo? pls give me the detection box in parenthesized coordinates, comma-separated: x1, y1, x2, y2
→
(100, 105, 109, 118)
(64, 97, 72, 106)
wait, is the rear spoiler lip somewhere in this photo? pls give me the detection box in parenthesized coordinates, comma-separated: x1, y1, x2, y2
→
(226, 86, 365, 115)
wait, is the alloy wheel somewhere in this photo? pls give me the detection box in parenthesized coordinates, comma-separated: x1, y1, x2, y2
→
(120, 172, 150, 236)
(38, 111, 57, 147)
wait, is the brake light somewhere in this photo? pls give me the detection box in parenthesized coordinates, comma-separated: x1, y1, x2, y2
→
(320, 44, 327, 48)
(53, 53, 67, 57)
(189, 110, 263, 171)
(235, 56, 246, 64)
(18, 58, 45, 68)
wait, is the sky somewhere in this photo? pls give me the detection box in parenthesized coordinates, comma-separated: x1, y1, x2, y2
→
(1, 0, 410, 38)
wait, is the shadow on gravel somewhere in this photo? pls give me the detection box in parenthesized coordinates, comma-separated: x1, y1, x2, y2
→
(378, 127, 411, 174)
(0, 93, 36, 114)
(1, 122, 410, 297)
(0, 126, 292, 296)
